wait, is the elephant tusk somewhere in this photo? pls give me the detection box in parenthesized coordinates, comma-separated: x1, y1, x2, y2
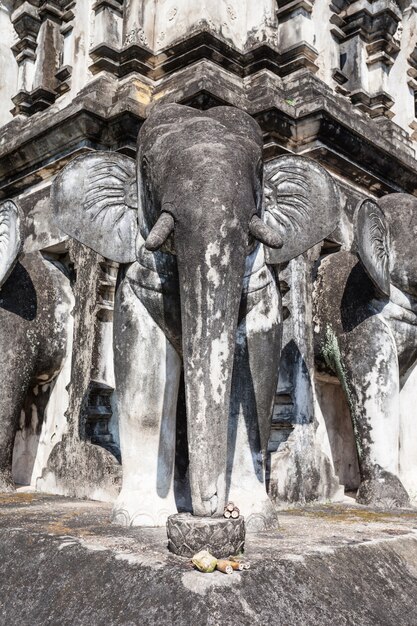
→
(145, 212, 175, 251)
(249, 214, 283, 249)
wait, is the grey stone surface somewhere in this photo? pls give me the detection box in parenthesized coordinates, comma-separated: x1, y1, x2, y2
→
(2, 493, 417, 625)
(166, 513, 245, 558)
(51, 103, 339, 528)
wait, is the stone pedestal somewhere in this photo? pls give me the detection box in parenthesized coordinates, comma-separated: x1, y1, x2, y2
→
(166, 513, 245, 558)
(3, 495, 417, 624)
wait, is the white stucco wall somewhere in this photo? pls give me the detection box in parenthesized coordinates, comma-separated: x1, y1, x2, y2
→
(0, 0, 17, 126)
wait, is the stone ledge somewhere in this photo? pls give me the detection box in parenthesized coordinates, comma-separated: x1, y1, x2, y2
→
(1, 69, 417, 198)
(1, 493, 417, 625)
(88, 32, 315, 81)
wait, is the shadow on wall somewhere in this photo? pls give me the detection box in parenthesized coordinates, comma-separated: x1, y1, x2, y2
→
(173, 371, 191, 512)
(3, 264, 39, 484)
(315, 376, 361, 491)
(0, 262, 37, 320)
(12, 384, 52, 486)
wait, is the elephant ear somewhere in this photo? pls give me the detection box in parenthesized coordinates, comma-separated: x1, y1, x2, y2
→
(353, 198, 390, 297)
(262, 155, 339, 264)
(51, 152, 139, 263)
(0, 199, 24, 289)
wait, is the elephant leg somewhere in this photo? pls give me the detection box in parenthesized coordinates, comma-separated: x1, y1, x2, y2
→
(341, 319, 409, 506)
(112, 279, 181, 526)
(0, 361, 32, 491)
(227, 272, 281, 531)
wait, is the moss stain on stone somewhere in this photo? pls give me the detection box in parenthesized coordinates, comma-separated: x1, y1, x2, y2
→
(321, 324, 363, 461)
(0, 492, 37, 505)
(46, 512, 90, 535)
(282, 505, 417, 524)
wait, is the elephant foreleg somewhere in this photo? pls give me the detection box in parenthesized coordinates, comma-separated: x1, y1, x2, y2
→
(227, 270, 281, 531)
(341, 318, 409, 506)
(0, 362, 32, 491)
(112, 279, 181, 526)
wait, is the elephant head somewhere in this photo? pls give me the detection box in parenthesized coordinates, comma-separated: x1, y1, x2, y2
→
(354, 193, 417, 299)
(0, 200, 24, 289)
(51, 103, 338, 517)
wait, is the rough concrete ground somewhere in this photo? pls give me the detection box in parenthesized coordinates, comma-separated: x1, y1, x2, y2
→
(1, 492, 417, 625)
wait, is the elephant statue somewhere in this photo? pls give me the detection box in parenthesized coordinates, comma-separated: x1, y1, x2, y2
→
(314, 194, 417, 507)
(51, 103, 338, 529)
(0, 199, 73, 492)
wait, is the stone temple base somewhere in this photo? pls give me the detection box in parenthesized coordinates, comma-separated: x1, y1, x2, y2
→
(166, 513, 245, 558)
(2, 492, 417, 625)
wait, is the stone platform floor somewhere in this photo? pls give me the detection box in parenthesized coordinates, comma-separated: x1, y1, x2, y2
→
(1, 492, 417, 625)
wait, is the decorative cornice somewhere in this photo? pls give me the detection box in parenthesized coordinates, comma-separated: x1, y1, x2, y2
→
(0, 69, 416, 199)
(276, 0, 315, 19)
(11, 85, 57, 115)
(89, 32, 318, 80)
(11, 0, 76, 115)
(11, 1, 41, 61)
(55, 64, 72, 95)
(407, 43, 417, 83)
(407, 44, 417, 138)
(92, 0, 123, 14)
(350, 89, 395, 118)
(330, 1, 401, 116)
(331, 0, 402, 51)
(38, 0, 64, 23)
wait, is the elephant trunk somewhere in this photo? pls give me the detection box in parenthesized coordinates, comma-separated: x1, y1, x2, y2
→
(174, 211, 249, 517)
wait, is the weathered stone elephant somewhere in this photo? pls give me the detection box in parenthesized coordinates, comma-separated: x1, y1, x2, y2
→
(52, 103, 338, 529)
(314, 195, 417, 507)
(0, 200, 73, 492)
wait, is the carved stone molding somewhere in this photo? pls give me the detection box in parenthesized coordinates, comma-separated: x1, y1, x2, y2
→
(340, 1, 401, 44)
(276, 0, 319, 75)
(350, 89, 395, 118)
(11, 1, 41, 60)
(11, 0, 75, 116)
(408, 43, 417, 138)
(93, 0, 123, 12)
(12, 86, 56, 115)
(89, 32, 317, 80)
(374, 116, 414, 152)
(330, 0, 402, 117)
(167, 514, 246, 558)
(91, 0, 123, 52)
(55, 63, 72, 95)
(55, 0, 76, 95)
(276, 0, 315, 19)
(1, 69, 417, 199)
(11, 0, 41, 110)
